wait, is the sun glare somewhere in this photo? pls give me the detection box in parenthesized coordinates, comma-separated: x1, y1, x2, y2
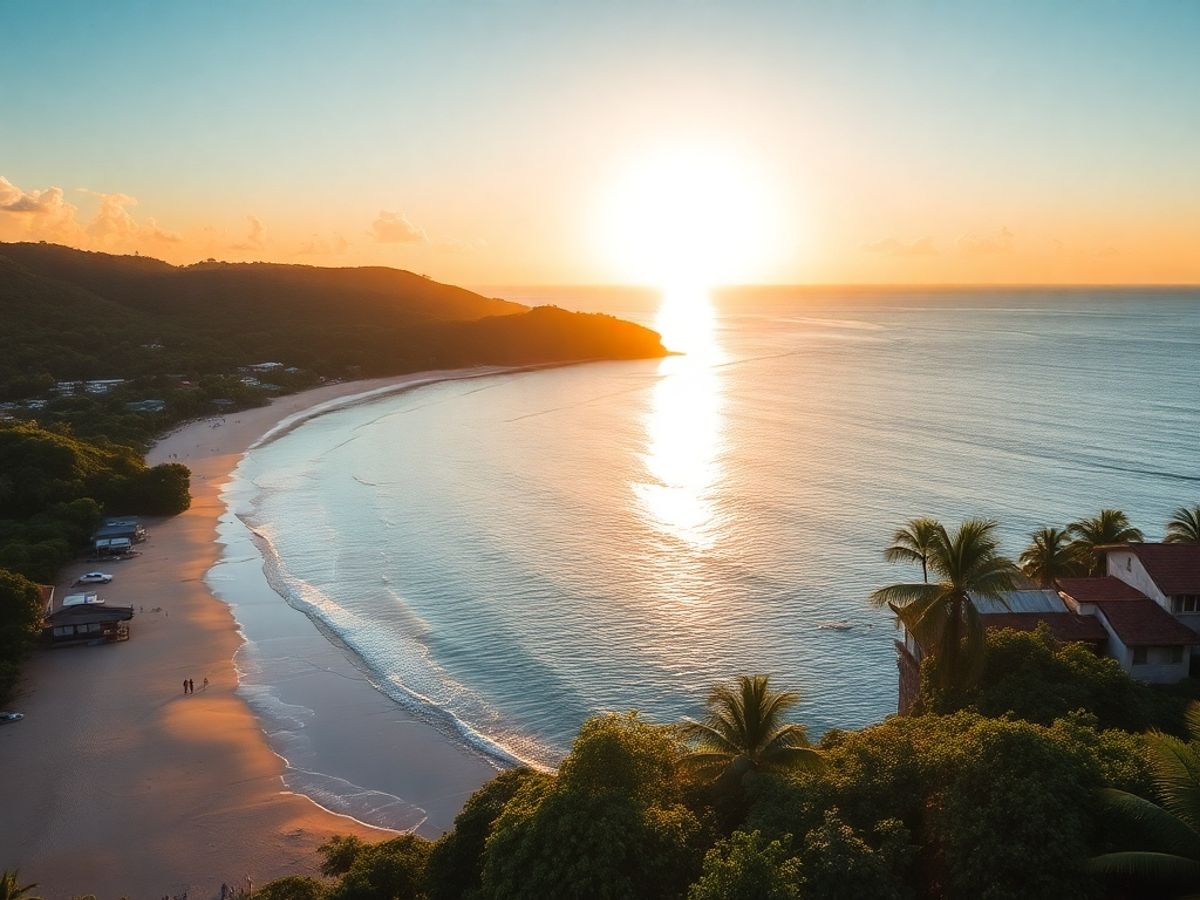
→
(597, 144, 778, 290)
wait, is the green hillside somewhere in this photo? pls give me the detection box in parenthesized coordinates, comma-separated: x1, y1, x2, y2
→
(0, 242, 666, 446)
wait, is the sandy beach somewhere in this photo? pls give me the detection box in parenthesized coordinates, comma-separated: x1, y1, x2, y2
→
(0, 369, 511, 900)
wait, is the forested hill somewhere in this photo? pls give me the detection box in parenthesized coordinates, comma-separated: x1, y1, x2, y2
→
(0, 242, 666, 385)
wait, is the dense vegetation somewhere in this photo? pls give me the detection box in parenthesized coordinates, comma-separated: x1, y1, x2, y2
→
(0, 242, 666, 448)
(232, 667, 1160, 899)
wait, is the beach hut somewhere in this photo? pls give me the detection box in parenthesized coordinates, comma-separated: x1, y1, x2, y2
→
(44, 603, 134, 645)
(91, 516, 146, 554)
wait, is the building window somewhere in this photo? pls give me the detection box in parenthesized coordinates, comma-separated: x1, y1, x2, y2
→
(1169, 646, 1184, 664)
(1133, 647, 1148, 665)
(1173, 594, 1200, 614)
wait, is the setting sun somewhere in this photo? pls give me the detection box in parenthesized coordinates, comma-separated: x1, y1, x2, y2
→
(595, 144, 781, 289)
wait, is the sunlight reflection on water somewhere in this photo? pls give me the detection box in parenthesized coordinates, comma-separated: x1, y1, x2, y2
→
(636, 288, 726, 550)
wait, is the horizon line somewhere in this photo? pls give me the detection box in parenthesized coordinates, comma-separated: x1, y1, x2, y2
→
(3, 242, 1198, 291)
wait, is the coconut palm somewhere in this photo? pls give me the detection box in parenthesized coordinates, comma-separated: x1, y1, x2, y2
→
(884, 517, 942, 583)
(1019, 526, 1080, 587)
(680, 675, 823, 783)
(1090, 704, 1200, 895)
(0, 870, 40, 900)
(1166, 505, 1200, 544)
(870, 518, 1019, 689)
(1068, 509, 1144, 576)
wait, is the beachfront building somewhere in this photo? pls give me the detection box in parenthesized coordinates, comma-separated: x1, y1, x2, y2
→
(1057, 575, 1198, 683)
(972, 588, 1108, 650)
(91, 516, 146, 555)
(44, 603, 133, 645)
(894, 589, 1106, 712)
(1100, 543, 1200, 636)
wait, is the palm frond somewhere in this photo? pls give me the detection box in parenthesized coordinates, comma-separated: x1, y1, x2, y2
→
(760, 744, 825, 773)
(1088, 851, 1200, 885)
(1167, 506, 1200, 544)
(1146, 732, 1200, 834)
(1185, 702, 1200, 744)
(679, 718, 742, 754)
(869, 582, 940, 610)
(1098, 788, 1200, 860)
(883, 545, 925, 565)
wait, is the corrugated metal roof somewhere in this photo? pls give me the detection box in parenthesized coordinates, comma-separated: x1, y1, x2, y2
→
(970, 589, 1065, 615)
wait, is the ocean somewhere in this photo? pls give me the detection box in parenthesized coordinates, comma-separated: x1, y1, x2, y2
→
(212, 285, 1200, 823)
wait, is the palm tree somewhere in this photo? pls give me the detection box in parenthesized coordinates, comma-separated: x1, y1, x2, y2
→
(1018, 526, 1080, 587)
(680, 675, 823, 783)
(1090, 704, 1200, 895)
(1068, 509, 1144, 576)
(0, 870, 40, 900)
(884, 517, 942, 583)
(1166, 505, 1200, 544)
(870, 518, 1019, 689)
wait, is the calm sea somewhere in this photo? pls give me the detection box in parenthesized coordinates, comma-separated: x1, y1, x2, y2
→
(225, 286, 1200, 769)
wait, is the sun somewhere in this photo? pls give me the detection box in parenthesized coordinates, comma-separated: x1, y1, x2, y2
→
(596, 143, 779, 290)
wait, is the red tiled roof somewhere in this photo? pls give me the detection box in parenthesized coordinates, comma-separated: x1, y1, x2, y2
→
(1093, 597, 1200, 647)
(1056, 576, 1147, 602)
(1106, 543, 1200, 595)
(982, 612, 1108, 644)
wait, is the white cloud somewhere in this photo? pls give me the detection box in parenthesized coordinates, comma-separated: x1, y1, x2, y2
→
(231, 215, 266, 252)
(370, 209, 426, 244)
(0, 177, 183, 250)
(0, 176, 82, 242)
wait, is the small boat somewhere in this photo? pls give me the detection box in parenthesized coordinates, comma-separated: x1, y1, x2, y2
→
(816, 620, 853, 631)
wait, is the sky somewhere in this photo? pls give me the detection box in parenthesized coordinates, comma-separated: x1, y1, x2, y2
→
(1, 0, 1198, 286)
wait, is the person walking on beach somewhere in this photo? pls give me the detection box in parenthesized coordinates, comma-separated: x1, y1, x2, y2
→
(183, 679, 188, 695)
(203, 676, 209, 690)
(188, 678, 195, 694)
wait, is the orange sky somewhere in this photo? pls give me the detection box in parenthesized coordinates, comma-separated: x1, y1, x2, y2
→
(2, 3, 1197, 286)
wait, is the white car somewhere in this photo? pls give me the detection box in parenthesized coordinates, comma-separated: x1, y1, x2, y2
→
(0, 712, 23, 724)
(77, 572, 114, 584)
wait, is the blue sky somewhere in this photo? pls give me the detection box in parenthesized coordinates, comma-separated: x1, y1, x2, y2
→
(2, 1, 1197, 283)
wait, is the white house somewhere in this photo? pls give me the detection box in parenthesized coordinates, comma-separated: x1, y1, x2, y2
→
(1101, 543, 1200, 638)
(1057, 574, 1198, 683)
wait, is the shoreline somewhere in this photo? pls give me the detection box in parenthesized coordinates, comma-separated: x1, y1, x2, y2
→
(0, 366, 530, 899)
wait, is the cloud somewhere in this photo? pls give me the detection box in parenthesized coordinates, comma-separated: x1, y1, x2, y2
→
(142, 218, 182, 243)
(0, 176, 82, 242)
(83, 190, 140, 241)
(1097, 245, 1120, 258)
(0, 177, 69, 215)
(1, 176, 185, 252)
(80, 188, 182, 246)
(370, 209, 426, 244)
(862, 236, 937, 256)
(957, 226, 1015, 255)
(231, 215, 266, 252)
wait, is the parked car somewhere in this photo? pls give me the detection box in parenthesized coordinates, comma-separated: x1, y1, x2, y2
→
(0, 712, 23, 724)
(77, 572, 114, 584)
